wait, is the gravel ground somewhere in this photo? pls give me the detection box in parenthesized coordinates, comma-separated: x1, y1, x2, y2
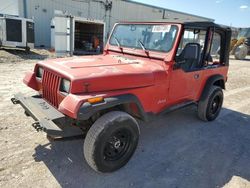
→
(0, 48, 250, 188)
(0, 48, 56, 63)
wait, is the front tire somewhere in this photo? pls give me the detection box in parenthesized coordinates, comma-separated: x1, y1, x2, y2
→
(198, 86, 223, 121)
(83, 111, 140, 173)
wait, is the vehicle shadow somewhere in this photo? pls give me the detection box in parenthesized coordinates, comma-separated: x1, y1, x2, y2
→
(33, 106, 250, 188)
(1, 48, 49, 60)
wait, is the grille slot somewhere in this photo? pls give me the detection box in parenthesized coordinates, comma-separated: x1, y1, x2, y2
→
(42, 70, 60, 108)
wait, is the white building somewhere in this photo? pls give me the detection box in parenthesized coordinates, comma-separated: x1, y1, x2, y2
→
(1, 0, 213, 48)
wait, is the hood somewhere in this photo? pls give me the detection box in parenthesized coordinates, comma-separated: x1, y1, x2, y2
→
(38, 54, 165, 93)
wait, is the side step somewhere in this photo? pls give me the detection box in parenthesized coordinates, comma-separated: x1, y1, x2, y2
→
(159, 101, 196, 116)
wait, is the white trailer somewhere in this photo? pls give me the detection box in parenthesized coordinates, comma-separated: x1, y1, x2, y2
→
(0, 15, 34, 51)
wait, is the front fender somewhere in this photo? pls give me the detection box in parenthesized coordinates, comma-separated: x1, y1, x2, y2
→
(59, 93, 147, 120)
(23, 72, 39, 91)
(78, 94, 147, 121)
(58, 94, 87, 119)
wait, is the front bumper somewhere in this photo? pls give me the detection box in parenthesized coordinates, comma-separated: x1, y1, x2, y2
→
(11, 93, 82, 138)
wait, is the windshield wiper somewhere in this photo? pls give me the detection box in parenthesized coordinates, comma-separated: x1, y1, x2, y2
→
(114, 37, 124, 54)
(138, 40, 150, 58)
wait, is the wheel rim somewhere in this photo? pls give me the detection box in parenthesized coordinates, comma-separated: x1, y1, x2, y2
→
(103, 129, 131, 161)
(210, 95, 221, 115)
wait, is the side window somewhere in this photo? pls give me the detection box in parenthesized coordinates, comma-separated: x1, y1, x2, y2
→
(210, 32, 221, 63)
(176, 29, 206, 56)
(175, 29, 207, 71)
(175, 29, 223, 71)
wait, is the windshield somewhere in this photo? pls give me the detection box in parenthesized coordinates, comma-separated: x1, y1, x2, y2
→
(109, 24, 178, 53)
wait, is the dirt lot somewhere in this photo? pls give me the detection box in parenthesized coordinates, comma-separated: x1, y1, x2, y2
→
(0, 48, 250, 188)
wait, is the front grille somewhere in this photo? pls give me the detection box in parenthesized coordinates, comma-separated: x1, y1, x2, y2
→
(42, 70, 60, 108)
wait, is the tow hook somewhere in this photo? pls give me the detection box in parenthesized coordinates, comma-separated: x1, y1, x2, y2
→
(32, 122, 45, 132)
(11, 98, 20, 104)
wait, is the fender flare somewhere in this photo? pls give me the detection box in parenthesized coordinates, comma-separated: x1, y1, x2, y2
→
(77, 94, 147, 121)
(200, 74, 225, 102)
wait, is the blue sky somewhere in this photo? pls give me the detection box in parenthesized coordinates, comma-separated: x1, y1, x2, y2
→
(134, 0, 250, 27)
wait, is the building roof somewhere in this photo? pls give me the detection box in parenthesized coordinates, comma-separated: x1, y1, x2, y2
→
(124, 0, 214, 22)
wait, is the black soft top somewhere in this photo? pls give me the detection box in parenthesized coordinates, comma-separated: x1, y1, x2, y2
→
(183, 21, 232, 66)
(183, 21, 231, 31)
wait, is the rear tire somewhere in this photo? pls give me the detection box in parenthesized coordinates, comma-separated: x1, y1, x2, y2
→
(83, 111, 140, 173)
(198, 86, 223, 121)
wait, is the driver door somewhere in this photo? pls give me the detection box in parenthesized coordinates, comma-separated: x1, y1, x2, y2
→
(168, 67, 203, 103)
(168, 29, 207, 104)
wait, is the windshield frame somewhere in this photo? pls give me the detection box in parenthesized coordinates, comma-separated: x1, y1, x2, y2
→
(107, 23, 179, 56)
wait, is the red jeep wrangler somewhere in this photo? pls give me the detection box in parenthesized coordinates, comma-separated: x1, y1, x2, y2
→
(12, 22, 231, 173)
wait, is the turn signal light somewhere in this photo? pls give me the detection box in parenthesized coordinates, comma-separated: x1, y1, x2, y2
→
(87, 97, 104, 104)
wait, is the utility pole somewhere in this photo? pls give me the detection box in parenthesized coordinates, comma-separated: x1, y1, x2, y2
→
(23, 0, 27, 18)
(69, 15, 74, 56)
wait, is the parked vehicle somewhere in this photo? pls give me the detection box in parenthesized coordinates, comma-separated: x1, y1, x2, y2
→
(230, 27, 250, 60)
(12, 21, 231, 173)
(0, 14, 34, 52)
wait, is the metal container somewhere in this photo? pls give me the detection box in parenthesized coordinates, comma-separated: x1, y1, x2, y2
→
(0, 15, 34, 51)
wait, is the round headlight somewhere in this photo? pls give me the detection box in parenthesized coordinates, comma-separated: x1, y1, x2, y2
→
(36, 67, 44, 79)
(60, 79, 70, 93)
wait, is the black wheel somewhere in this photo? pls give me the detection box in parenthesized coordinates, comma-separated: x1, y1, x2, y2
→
(198, 86, 223, 121)
(84, 111, 140, 173)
